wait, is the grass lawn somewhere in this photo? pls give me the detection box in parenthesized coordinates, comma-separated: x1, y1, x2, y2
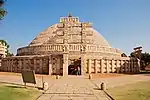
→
(108, 80, 150, 100)
(0, 84, 40, 100)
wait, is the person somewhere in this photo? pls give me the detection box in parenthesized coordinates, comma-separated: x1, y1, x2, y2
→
(77, 66, 81, 75)
(74, 67, 77, 75)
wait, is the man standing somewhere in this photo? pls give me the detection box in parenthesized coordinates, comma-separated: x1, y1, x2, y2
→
(77, 66, 81, 75)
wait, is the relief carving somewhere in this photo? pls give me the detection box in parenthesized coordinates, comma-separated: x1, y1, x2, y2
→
(63, 45, 69, 52)
(81, 45, 87, 52)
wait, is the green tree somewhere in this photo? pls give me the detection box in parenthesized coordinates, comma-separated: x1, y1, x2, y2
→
(0, 0, 7, 20)
(130, 52, 150, 70)
(141, 52, 150, 68)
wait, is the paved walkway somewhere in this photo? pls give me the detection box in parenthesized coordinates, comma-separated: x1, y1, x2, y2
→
(0, 73, 110, 100)
(38, 76, 110, 100)
(1, 72, 150, 100)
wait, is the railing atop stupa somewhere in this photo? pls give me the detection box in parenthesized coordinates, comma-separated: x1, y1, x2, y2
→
(17, 44, 122, 56)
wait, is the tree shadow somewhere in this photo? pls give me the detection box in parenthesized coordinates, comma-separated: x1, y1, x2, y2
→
(5, 85, 25, 89)
(93, 87, 101, 90)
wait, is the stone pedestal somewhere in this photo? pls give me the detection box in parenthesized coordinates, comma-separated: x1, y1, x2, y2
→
(101, 82, 106, 91)
(89, 74, 92, 79)
(43, 82, 49, 90)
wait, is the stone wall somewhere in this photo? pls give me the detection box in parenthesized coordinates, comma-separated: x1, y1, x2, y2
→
(85, 57, 140, 74)
(0, 55, 64, 75)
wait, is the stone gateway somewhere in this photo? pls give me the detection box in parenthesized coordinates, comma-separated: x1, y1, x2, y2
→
(0, 14, 140, 76)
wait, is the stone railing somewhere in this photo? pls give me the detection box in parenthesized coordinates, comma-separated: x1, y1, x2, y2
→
(17, 44, 122, 56)
(1, 56, 49, 74)
(85, 57, 140, 74)
(17, 44, 64, 55)
(86, 44, 121, 55)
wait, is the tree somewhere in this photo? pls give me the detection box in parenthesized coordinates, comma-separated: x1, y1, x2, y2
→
(141, 52, 150, 69)
(0, 0, 7, 20)
(130, 51, 150, 70)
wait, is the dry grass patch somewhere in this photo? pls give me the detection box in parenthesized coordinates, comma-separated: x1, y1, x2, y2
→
(108, 80, 150, 100)
(0, 83, 40, 100)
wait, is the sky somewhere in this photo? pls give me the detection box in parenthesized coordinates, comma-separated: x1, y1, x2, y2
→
(0, 0, 150, 55)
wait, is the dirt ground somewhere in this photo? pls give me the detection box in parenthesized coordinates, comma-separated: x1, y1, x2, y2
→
(86, 73, 127, 78)
(0, 72, 56, 79)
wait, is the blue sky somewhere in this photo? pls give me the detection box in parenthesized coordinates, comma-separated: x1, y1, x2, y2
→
(0, 0, 150, 55)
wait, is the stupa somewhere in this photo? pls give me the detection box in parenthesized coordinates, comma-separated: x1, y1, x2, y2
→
(0, 14, 140, 75)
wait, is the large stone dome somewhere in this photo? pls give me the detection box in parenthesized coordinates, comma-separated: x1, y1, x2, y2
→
(17, 14, 122, 57)
(29, 24, 110, 47)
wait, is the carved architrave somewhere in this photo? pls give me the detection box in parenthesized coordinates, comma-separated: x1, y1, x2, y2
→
(81, 45, 87, 52)
(63, 45, 69, 52)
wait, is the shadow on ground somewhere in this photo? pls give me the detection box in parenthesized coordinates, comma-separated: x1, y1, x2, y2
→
(5, 85, 25, 89)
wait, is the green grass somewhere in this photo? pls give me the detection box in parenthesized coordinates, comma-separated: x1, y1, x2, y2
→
(108, 81, 150, 100)
(0, 84, 40, 100)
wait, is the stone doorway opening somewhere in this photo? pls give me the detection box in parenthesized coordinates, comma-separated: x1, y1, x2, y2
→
(68, 59, 81, 75)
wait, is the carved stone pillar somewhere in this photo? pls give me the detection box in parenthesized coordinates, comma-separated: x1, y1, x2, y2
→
(101, 59, 104, 73)
(137, 59, 140, 72)
(81, 54, 86, 75)
(48, 56, 52, 75)
(128, 61, 131, 72)
(94, 59, 98, 73)
(88, 59, 91, 74)
(120, 60, 124, 73)
(19, 60, 22, 73)
(111, 60, 115, 72)
(130, 60, 133, 72)
(116, 60, 120, 73)
(106, 60, 109, 73)
(133, 61, 135, 72)
(63, 53, 68, 76)
(132, 61, 135, 72)
(124, 60, 127, 72)
(134, 61, 137, 73)
(39, 59, 43, 73)
(33, 59, 36, 71)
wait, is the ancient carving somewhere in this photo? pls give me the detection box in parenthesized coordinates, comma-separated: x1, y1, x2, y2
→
(63, 45, 69, 52)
